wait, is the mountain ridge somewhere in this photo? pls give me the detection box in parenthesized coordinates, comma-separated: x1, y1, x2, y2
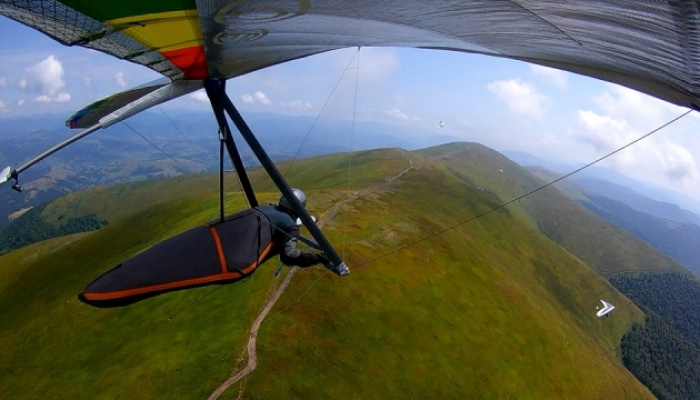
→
(0, 144, 654, 399)
(0, 111, 459, 228)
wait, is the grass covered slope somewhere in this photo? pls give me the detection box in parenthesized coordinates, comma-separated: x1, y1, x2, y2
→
(0, 147, 652, 399)
(423, 142, 687, 278)
(0, 195, 284, 399)
(36, 149, 409, 226)
(235, 150, 650, 399)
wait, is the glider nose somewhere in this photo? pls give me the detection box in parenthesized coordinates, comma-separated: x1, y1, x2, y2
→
(0, 166, 11, 185)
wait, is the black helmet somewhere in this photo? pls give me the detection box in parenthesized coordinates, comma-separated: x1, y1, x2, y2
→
(279, 188, 307, 211)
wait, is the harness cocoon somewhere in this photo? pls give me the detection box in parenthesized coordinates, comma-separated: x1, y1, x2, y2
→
(79, 209, 272, 307)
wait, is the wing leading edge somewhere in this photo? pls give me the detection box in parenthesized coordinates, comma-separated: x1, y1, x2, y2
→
(1, 1, 699, 110)
(66, 78, 203, 129)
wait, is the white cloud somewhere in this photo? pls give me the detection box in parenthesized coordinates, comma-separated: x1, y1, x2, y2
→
(580, 87, 696, 189)
(281, 100, 312, 110)
(190, 90, 209, 103)
(660, 141, 698, 182)
(115, 71, 127, 88)
(82, 75, 92, 87)
(592, 84, 678, 131)
(576, 108, 700, 196)
(17, 99, 24, 106)
(530, 65, 568, 89)
(55, 92, 70, 102)
(0, 100, 7, 111)
(18, 79, 27, 90)
(387, 108, 409, 121)
(26, 56, 70, 103)
(35, 92, 70, 103)
(487, 79, 549, 121)
(576, 110, 633, 153)
(0, 78, 6, 88)
(254, 91, 270, 104)
(241, 91, 272, 105)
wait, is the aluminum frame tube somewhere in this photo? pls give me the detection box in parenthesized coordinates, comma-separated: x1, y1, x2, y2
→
(219, 88, 346, 272)
(15, 122, 102, 175)
(204, 80, 258, 208)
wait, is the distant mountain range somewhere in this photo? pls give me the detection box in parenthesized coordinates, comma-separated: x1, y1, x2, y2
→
(5, 112, 700, 279)
(0, 110, 459, 227)
(505, 150, 700, 217)
(516, 154, 700, 277)
(579, 194, 700, 275)
(574, 178, 700, 225)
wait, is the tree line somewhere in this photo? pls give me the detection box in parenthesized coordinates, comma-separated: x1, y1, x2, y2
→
(612, 272, 700, 400)
(0, 205, 107, 255)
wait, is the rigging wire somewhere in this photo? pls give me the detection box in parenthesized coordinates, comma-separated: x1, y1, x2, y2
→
(159, 103, 249, 209)
(341, 47, 361, 259)
(158, 52, 695, 333)
(261, 267, 331, 325)
(262, 49, 364, 323)
(219, 124, 252, 210)
(185, 50, 366, 322)
(157, 104, 250, 214)
(353, 109, 694, 269)
(262, 48, 364, 324)
(282, 49, 362, 176)
(257, 109, 694, 320)
(121, 120, 187, 169)
(219, 131, 226, 221)
(230, 154, 250, 209)
(157, 105, 195, 148)
(164, 285, 225, 321)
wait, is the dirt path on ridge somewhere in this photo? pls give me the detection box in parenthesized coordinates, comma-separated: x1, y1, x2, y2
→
(207, 150, 415, 400)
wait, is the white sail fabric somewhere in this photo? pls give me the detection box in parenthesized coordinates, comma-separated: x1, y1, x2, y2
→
(596, 300, 615, 318)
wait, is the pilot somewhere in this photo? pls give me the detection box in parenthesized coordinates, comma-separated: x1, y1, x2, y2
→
(257, 188, 349, 276)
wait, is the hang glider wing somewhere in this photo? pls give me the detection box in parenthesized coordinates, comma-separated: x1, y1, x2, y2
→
(0, 77, 203, 182)
(1, 1, 700, 110)
(596, 300, 615, 318)
(67, 78, 203, 129)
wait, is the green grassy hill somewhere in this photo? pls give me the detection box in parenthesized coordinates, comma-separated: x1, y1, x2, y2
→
(0, 146, 654, 399)
(424, 142, 687, 278)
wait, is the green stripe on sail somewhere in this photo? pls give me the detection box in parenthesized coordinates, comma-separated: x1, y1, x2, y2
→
(59, 0, 196, 22)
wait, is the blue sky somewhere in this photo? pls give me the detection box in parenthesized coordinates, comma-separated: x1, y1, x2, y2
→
(2, 16, 700, 202)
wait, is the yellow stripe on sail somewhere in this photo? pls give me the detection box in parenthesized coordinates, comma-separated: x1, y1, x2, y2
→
(107, 10, 203, 53)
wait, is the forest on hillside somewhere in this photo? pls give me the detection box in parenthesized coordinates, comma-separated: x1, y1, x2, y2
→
(582, 195, 700, 274)
(611, 272, 700, 348)
(620, 312, 700, 400)
(0, 205, 107, 255)
(612, 272, 700, 400)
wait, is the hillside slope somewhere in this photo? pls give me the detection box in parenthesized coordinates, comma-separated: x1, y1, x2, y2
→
(423, 143, 700, 399)
(0, 147, 652, 399)
(423, 143, 687, 278)
(574, 177, 700, 225)
(528, 166, 700, 276)
(581, 195, 700, 275)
